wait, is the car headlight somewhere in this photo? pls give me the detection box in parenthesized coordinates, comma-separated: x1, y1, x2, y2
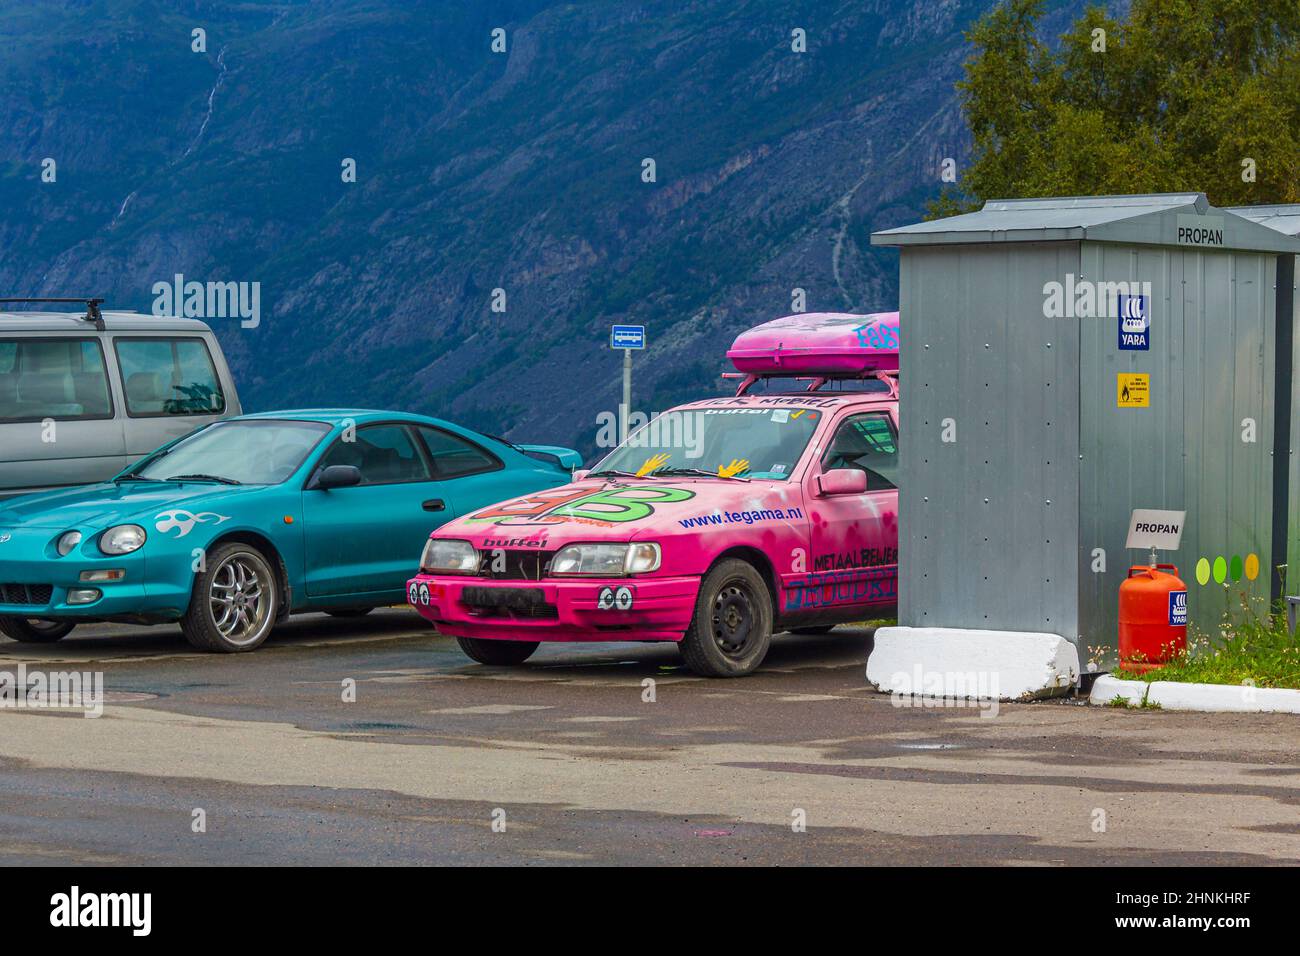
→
(550, 542, 661, 576)
(420, 538, 479, 574)
(100, 524, 147, 555)
(56, 530, 83, 556)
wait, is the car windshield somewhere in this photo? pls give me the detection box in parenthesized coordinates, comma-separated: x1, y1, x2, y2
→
(132, 420, 331, 485)
(591, 405, 824, 481)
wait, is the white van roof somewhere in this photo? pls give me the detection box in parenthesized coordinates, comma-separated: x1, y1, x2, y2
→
(0, 311, 216, 333)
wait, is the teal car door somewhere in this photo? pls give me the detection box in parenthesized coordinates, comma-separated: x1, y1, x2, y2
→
(301, 423, 452, 597)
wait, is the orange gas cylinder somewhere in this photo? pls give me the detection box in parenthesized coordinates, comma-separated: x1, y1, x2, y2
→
(1118, 564, 1187, 673)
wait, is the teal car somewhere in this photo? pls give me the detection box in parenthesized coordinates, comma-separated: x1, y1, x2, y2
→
(0, 410, 580, 651)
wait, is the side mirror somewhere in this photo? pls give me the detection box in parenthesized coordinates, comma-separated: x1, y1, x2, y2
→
(818, 468, 867, 496)
(311, 464, 362, 490)
(571, 469, 591, 481)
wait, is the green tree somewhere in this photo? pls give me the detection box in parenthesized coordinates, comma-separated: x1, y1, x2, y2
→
(933, 0, 1300, 215)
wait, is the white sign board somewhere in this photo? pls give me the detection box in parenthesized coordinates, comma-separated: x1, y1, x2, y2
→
(1126, 509, 1186, 551)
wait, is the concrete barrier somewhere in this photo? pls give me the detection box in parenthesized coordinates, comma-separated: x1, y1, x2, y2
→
(1089, 674, 1300, 713)
(867, 627, 1080, 701)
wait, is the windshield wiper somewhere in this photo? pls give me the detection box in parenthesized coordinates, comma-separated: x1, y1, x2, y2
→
(652, 467, 749, 481)
(115, 474, 165, 483)
(166, 473, 242, 485)
(587, 469, 646, 480)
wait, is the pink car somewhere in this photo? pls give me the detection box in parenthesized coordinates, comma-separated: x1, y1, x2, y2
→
(407, 312, 900, 676)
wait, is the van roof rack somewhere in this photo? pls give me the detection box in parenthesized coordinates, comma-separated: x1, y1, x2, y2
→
(0, 297, 106, 328)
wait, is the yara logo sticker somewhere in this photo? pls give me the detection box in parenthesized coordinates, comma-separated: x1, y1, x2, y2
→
(155, 509, 230, 538)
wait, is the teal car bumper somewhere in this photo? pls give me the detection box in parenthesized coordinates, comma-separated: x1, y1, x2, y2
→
(0, 528, 188, 621)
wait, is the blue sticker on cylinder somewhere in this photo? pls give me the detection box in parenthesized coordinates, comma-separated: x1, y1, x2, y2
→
(1168, 589, 1187, 626)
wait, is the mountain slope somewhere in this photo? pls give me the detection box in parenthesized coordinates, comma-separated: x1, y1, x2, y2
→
(0, 0, 1091, 455)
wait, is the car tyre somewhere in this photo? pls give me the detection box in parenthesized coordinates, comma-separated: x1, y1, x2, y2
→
(0, 617, 76, 643)
(456, 636, 539, 666)
(789, 625, 835, 635)
(679, 559, 773, 677)
(181, 542, 279, 653)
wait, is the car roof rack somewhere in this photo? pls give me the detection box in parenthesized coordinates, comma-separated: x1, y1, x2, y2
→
(722, 368, 899, 397)
(0, 297, 106, 329)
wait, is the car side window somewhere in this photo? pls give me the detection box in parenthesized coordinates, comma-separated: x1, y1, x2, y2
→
(0, 337, 114, 423)
(114, 337, 226, 417)
(416, 426, 499, 479)
(317, 424, 430, 485)
(820, 413, 898, 490)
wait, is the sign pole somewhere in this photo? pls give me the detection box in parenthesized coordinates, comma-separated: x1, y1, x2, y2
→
(609, 324, 645, 446)
(621, 347, 632, 445)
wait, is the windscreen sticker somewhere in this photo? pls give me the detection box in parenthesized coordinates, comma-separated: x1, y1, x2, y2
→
(636, 453, 670, 476)
(717, 458, 750, 478)
(772, 409, 789, 423)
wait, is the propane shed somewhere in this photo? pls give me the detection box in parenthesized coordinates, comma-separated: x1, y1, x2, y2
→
(871, 193, 1300, 658)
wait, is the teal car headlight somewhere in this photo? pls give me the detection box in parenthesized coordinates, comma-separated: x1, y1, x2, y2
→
(420, 538, 479, 574)
(551, 542, 660, 576)
(55, 531, 83, 556)
(100, 524, 147, 555)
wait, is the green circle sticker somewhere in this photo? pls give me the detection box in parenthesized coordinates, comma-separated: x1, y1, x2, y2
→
(1212, 556, 1227, 584)
(1230, 555, 1243, 581)
(1195, 558, 1210, 586)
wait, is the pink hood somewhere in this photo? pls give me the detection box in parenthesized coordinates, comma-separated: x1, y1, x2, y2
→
(436, 477, 808, 550)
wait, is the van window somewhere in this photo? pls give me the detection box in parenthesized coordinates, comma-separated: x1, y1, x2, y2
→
(0, 338, 114, 423)
(114, 338, 226, 417)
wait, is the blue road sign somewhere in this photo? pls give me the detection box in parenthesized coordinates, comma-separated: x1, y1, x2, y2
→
(611, 325, 645, 350)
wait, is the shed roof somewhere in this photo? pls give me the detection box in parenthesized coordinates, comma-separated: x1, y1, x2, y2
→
(872, 193, 1300, 254)
(1227, 204, 1300, 237)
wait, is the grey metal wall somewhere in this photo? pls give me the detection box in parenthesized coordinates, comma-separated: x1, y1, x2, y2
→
(898, 242, 1082, 637)
(1286, 255, 1300, 597)
(1077, 242, 1275, 652)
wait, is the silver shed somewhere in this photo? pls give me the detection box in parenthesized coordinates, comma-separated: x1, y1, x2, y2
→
(1228, 204, 1300, 596)
(871, 193, 1300, 655)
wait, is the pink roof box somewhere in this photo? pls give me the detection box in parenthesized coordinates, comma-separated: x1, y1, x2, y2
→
(727, 311, 899, 376)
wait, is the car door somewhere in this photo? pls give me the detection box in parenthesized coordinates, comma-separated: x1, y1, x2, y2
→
(301, 422, 448, 597)
(802, 408, 900, 611)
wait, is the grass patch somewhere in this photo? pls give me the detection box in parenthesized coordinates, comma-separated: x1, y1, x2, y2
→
(1133, 595, 1300, 689)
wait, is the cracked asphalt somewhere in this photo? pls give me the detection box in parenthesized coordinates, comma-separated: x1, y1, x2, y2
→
(1, 609, 1297, 865)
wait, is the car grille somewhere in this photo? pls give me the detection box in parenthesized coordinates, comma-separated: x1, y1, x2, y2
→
(475, 549, 556, 580)
(461, 585, 558, 620)
(0, 583, 53, 606)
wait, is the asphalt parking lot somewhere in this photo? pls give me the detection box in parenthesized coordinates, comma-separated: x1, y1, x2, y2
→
(1, 609, 1297, 866)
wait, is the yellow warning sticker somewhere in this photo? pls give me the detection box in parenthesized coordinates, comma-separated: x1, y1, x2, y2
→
(1117, 373, 1149, 408)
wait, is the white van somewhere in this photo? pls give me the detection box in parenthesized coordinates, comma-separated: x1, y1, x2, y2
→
(0, 299, 241, 498)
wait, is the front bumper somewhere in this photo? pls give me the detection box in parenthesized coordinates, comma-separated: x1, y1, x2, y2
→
(406, 573, 700, 642)
(0, 548, 188, 621)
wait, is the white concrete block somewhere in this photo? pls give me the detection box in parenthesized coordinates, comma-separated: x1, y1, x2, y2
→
(867, 626, 1080, 701)
(1089, 674, 1300, 713)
